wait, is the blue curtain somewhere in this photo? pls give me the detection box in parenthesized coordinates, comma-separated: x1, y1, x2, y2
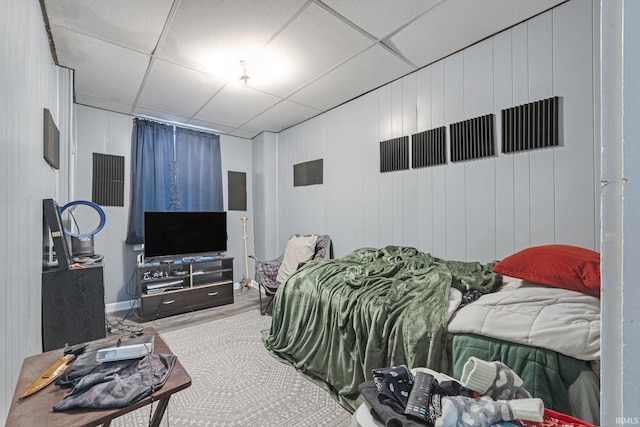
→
(175, 127, 223, 211)
(125, 119, 223, 244)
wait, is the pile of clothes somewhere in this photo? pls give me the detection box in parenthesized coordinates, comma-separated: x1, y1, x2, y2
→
(359, 357, 594, 427)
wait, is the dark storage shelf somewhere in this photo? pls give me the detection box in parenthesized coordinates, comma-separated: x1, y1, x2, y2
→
(137, 256, 234, 320)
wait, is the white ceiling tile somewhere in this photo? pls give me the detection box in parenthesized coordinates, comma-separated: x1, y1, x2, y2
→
(137, 59, 227, 117)
(290, 45, 415, 110)
(195, 84, 281, 128)
(44, 0, 567, 136)
(44, 0, 172, 53)
(388, 0, 565, 67)
(132, 107, 191, 126)
(74, 94, 133, 116)
(322, 0, 439, 39)
(187, 119, 237, 135)
(156, 0, 307, 75)
(51, 25, 149, 105)
(229, 128, 261, 139)
(243, 101, 322, 133)
(251, 2, 375, 97)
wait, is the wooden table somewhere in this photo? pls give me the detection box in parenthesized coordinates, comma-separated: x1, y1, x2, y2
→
(6, 327, 191, 427)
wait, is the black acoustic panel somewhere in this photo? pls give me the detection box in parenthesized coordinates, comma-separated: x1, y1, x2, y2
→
(228, 171, 247, 211)
(449, 114, 495, 162)
(43, 108, 60, 169)
(502, 96, 560, 153)
(92, 153, 125, 206)
(412, 127, 447, 168)
(380, 136, 409, 173)
(42, 264, 105, 351)
(294, 159, 323, 186)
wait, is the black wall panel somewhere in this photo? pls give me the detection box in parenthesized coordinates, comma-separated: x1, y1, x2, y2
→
(228, 171, 247, 210)
(294, 159, 323, 186)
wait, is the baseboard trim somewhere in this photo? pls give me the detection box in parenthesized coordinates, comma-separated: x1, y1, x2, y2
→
(105, 299, 139, 314)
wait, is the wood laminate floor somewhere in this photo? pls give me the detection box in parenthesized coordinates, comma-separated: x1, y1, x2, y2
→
(106, 285, 266, 335)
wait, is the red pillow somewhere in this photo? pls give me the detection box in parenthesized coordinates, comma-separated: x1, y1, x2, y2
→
(493, 244, 600, 296)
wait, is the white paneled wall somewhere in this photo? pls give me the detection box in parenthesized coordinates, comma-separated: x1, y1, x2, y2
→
(269, 0, 599, 263)
(220, 135, 256, 283)
(73, 106, 255, 304)
(1, 0, 74, 422)
(74, 106, 137, 306)
(252, 132, 279, 260)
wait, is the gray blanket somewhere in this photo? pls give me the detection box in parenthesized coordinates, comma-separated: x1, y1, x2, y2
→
(53, 353, 176, 411)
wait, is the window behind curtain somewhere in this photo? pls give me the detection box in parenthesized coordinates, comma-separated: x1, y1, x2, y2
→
(125, 118, 223, 244)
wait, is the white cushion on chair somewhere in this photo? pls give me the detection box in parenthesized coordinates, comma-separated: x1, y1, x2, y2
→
(276, 235, 318, 283)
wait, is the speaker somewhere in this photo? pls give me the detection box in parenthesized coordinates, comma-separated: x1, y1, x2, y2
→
(42, 264, 106, 351)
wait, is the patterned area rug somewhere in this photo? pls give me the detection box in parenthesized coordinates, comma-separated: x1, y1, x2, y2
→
(111, 310, 353, 426)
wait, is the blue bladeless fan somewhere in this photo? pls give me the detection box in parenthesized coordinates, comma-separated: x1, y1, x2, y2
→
(59, 200, 106, 259)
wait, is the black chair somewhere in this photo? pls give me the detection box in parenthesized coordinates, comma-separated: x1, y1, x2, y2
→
(250, 234, 332, 315)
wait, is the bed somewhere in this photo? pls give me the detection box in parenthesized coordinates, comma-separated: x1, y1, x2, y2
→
(262, 244, 600, 424)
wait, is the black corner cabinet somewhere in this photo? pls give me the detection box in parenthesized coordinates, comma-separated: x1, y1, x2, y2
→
(137, 256, 234, 320)
(42, 263, 106, 351)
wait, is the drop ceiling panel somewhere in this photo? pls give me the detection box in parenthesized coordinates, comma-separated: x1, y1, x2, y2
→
(388, 0, 565, 68)
(74, 94, 133, 116)
(228, 128, 262, 139)
(187, 119, 238, 136)
(243, 100, 322, 133)
(322, 0, 440, 39)
(42, 0, 569, 139)
(290, 45, 416, 111)
(195, 84, 282, 128)
(137, 59, 227, 117)
(156, 0, 307, 75)
(51, 26, 149, 105)
(253, 2, 375, 97)
(44, 0, 172, 54)
(132, 106, 191, 126)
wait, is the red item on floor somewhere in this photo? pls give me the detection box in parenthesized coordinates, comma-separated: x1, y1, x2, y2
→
(517, 408, 596, 427)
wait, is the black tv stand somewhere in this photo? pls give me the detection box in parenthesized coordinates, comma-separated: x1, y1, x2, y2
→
(136, 255, 234, 320)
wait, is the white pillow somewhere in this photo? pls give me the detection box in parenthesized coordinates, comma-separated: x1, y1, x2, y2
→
(276, 235, 318, 283)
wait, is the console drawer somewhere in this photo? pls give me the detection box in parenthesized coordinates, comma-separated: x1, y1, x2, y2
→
(140, 282, 234, 319)
(140, 290, 190, 319)
(188, 283, 234, 310)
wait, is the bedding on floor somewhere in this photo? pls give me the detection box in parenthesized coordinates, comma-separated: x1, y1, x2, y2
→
(262, 246, 502, 412)
(447, 280, 601, 361)
(451, 333, 585, 415)
(448, 279, 601, 424)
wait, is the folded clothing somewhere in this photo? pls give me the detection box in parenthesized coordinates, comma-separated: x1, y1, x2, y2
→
(359, 381, 426, 427)
(435, 396, 544, 427)
(372, 365, 415, 414)
(460, 357, 531, 400)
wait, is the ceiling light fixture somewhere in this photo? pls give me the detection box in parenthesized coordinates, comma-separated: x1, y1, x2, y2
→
(239, 60, 250, 85)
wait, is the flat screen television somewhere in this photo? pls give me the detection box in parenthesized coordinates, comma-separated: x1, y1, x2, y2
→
(143, 211, 227, 259)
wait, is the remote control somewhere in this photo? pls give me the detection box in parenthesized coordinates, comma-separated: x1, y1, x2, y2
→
(404, 371, 435, 421)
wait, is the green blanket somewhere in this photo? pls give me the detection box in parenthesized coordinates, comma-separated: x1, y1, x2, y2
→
(452, 333, 585, 416)
(263, 246, 501, 412)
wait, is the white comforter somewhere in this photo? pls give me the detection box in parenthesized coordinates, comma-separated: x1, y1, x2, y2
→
(447, 280, 600, 361)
